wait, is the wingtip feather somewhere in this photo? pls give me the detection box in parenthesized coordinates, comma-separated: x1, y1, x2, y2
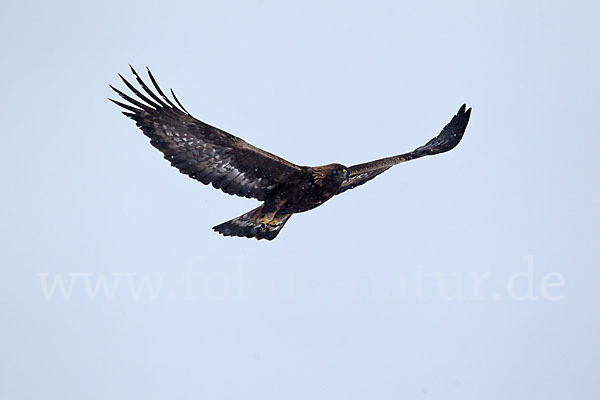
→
(170, 88, 190, 114)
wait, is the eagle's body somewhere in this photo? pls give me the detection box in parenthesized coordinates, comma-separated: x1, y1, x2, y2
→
(110, 67, 471, 240)
(267, 164, 348, 214)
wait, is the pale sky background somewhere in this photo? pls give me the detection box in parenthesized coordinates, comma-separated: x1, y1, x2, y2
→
(1, 0, 599, 399)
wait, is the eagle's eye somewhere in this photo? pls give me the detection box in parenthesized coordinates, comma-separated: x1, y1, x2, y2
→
(332, 169, 338, 175)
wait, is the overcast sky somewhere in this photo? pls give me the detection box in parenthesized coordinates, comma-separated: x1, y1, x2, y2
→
(1, 0, 598, 399)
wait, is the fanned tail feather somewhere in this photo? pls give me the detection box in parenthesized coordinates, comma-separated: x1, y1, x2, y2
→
(212, 206, 291, 240)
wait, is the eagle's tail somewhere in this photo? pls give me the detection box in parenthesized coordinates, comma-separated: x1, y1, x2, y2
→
(212, 206, 292, 241)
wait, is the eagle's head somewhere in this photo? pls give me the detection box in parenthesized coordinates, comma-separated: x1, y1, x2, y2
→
(312, 163, 349, 186)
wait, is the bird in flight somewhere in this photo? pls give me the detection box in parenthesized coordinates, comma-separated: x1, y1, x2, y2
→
(110, 67, 471, 240)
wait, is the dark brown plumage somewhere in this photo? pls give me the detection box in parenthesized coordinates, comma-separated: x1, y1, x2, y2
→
(110, 67, 472, 240)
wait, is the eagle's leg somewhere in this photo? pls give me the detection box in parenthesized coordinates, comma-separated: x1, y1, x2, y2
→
(259, 197, 286, 225)
(259, 213, 277, 225)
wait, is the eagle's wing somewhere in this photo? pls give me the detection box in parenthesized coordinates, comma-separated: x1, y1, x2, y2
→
(337, 104, 471, 194)
(110, 66, 302, 201)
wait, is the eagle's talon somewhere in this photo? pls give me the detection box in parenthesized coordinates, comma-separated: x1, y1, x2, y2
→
(258, 216, 280, 226)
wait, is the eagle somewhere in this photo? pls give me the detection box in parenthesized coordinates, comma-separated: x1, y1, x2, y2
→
(110, 67, 471, 240)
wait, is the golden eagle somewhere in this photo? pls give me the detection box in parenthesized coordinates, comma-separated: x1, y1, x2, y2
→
(110, 67, 471, 240)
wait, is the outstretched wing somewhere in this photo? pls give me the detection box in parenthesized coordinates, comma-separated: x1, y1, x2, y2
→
(337, 104, 471, 194)
(110, 66, 302, 201)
